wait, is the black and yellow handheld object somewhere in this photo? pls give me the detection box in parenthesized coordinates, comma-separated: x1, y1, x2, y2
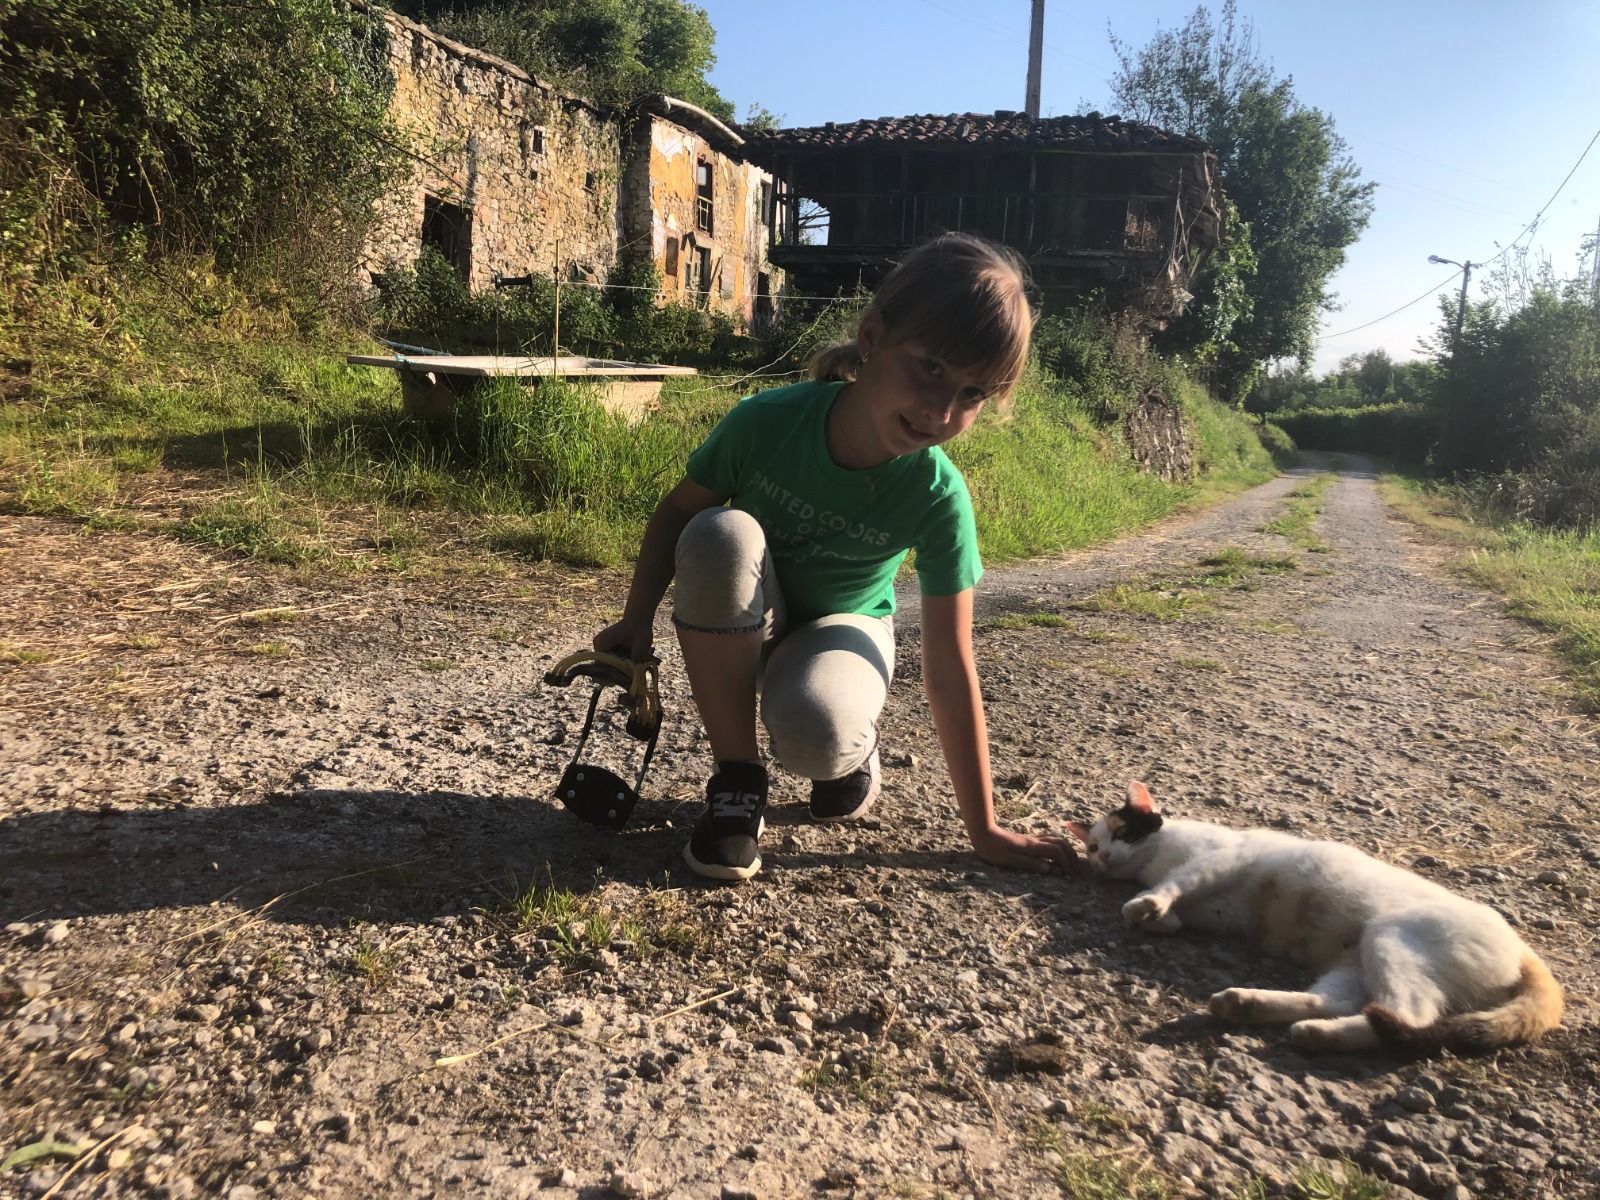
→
(542, 649, 662, 829)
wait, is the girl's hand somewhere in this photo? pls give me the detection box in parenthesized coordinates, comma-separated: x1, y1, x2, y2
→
(594, 616, 653, 661)
(969, 825, 1080, 873)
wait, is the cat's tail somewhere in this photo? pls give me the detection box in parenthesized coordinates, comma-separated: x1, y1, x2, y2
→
(1365, 952, 1564, 1053)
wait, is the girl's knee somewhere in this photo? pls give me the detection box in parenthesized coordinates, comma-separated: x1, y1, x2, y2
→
(676, 507, 764, 566)
(763, 695, 870, 781)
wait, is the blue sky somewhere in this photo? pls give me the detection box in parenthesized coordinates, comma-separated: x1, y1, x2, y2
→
(695, 0, 1600, 375)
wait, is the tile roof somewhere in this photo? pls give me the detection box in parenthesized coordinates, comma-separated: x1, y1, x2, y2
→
(741, 111, 1210, 154)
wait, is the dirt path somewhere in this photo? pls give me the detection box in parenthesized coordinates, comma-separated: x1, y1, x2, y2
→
(3, 455, 1597, 1200)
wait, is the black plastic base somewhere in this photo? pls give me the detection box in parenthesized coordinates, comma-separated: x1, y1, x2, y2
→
(554, 762, 638, 829)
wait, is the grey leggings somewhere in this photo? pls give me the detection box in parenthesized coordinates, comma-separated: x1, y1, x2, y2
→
(672, 507, 895, 782)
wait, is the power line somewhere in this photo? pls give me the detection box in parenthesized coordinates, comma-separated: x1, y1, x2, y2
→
(1475, 125, 1600, 268)
(1318, 269, 1463, 342)
(1319, 125, 1600, 342)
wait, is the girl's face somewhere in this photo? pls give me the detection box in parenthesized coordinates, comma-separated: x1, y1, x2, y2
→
(855, 314, 1000, 455)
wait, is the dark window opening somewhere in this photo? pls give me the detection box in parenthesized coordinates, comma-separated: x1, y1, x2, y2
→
(664, 235, 680, 281)
(421, 195, 472, 284)
(585, 170, 598, 192)
(759, 180, 772, 226)
(696, 245, 712, 302)
(755, 272, 773, 330)
(696, 160, 714, 233)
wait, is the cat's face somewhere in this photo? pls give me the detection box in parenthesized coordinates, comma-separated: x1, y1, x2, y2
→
(1068, 781, 1165, 878)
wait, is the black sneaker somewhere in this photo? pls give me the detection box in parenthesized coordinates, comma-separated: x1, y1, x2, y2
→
(683, 761, 768, 881)
(808, 747, 880, 822)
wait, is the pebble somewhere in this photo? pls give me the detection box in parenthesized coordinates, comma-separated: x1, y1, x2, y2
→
(1393, 1087, 1435, 1114)
(42, 921, 70, 946)
(610, 1170, 649, 1197)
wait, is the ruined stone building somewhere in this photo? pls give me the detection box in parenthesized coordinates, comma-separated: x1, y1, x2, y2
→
(362, 8, 780, 326)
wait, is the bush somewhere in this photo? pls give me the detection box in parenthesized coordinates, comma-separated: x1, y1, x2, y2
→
(1273, 402, 1431, 462)
(0, 0, 398, 288)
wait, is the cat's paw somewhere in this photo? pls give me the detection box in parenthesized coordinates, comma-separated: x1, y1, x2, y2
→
(1209, 988, 1258, 1023)
(1122, 893, 1171, 926)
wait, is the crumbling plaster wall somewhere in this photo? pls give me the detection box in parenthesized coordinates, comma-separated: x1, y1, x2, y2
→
(626, 117, 779, 322)
(363, 10, 622, 293)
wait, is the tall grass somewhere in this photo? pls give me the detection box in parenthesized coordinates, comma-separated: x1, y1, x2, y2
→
(1381, 472, 1600, 710)
(3, 265, 1285, 573)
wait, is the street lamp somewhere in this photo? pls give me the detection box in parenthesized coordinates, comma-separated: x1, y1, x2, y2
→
(1428, 254, 1474, 345)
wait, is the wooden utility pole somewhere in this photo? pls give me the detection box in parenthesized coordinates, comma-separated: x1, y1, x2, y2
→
(1025, 0, 1045, 119)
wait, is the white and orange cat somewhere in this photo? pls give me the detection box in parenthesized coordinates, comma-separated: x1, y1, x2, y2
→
(1069, 782, 1563, 1054)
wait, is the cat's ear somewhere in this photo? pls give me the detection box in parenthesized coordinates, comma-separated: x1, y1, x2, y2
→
(1066, 821, 1092, 844)
(1127, 780, 1156, 813)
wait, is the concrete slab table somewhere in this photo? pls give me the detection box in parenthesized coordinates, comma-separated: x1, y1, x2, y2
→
(346, 354, 699, 423)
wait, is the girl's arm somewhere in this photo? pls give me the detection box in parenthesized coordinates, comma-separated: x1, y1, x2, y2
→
(921, 589, 1079, 872)
(595, 476, 725, 659)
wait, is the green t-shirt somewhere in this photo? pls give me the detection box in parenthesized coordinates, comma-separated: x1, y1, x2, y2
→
(684, 379, 983, 623)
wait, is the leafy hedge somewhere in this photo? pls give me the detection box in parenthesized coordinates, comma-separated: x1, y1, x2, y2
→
(1272, 402, 1432, 462)
(0, 0, 398, 283)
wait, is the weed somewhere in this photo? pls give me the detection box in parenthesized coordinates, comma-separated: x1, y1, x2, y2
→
(497, 874, 583, 933)
(1263, 474, 1335, 551)
(1175, 656, 1226, 672)
(987, 610, 1070, 630)
(1086, 661, 1138, 679)
(240, 607, 300, 626)
(419, 657, 454, 672)
(245, 641, 292, 657)
(802, 1054, 894, 1107)
(125, 634, 164, 650)
(1023, 1117, 1065, 1154)
(1054, 1151, 1172, 1199)
(1283, 1161, 1394, 1199)
(350, 937, 398, 987)
(0, 643, 50, 664)
(1077, 1100, 1130, 1131)
(1072, 582, 1196, 622)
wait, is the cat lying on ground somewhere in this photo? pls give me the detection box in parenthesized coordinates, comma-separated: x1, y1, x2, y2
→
(1068, 782, 1563, 1054)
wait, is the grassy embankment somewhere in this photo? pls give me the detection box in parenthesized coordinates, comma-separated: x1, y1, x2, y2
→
(1, 271, 1288, 583)
(1380, 470, 1600, 711)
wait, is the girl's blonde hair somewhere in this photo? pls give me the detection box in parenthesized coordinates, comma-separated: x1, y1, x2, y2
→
(808, 232, 1034, 407)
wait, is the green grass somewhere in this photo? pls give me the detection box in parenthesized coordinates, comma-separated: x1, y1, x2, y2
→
(3, 268, 1286, 578)
(1381, 472, 1600, 710)
(1072, 582, 1199, 621)
(244, 641, 293, 657)
(0, 643, 51, 664)
(1070, 544, 1300, 625)
(1054, 1152, 1171, 1200)
(1263, 474, 1336, 551)
(1233, 1162, 1394, 1200)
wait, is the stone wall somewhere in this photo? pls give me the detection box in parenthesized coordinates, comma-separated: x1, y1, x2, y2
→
(1126, 387, 1193, 481)
(625, 116, 780, 322)
(364, 11, 779, 327)
(364, 10, 622, 294)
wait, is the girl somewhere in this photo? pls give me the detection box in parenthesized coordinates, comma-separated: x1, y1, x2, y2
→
(594, 233, 1079, 881)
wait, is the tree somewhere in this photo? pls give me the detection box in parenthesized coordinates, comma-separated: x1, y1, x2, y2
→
(1108, 1, 1374, 394)
(422, 0, 734, 121)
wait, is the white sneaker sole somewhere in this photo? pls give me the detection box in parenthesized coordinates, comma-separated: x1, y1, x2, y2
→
(682, 818, 765, 881)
